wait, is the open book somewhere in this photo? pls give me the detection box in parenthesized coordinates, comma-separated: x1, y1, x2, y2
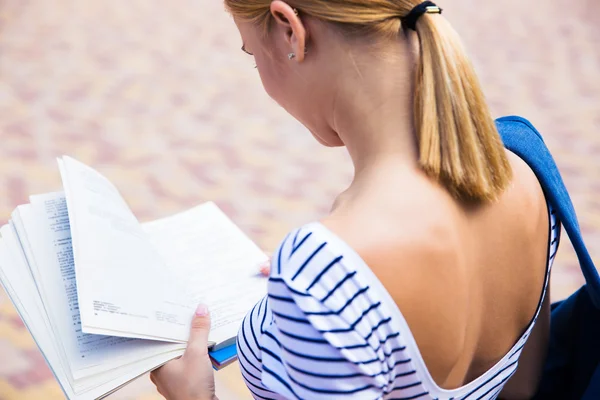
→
(0, 156, 269, 399)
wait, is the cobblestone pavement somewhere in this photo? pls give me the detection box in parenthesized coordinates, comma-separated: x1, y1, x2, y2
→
(0, 0, 598, 399)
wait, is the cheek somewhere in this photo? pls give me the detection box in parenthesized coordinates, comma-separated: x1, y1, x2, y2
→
(253, 56, 343, 148)
(257, 67, 302, 122)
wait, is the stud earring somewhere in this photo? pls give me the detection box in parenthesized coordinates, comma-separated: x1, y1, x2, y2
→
(288, 47, 309, 60)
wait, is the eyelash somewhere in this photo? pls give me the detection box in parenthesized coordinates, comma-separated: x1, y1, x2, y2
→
(241, 44, 253, 56)
(241, 44, 257, 68)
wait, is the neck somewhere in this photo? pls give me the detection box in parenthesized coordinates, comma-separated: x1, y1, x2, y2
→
(330, 38, 419, 186)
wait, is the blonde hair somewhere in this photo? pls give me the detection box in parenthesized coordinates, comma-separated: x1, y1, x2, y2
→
(225, 0, 512, 203)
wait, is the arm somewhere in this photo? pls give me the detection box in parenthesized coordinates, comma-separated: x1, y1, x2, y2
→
(499, 288, 551, 399)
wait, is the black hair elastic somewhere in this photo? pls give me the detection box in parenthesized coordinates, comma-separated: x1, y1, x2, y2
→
(402, 1, 443, 31)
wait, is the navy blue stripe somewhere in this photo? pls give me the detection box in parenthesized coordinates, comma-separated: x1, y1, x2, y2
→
(272, 311, 310, 324)
(286, 362, 365, 379)
(277, 328, 329, 344)
(261, 345, 284, 365)
(509, 342, 526, 359)
(474, 369, 517, 400)
(342, 342, 376, 350)
(386, 393, 428, 400)
(340, 340, 390, 352)
(291, 242, 328, 281)
(377, 331, 401, 343)
(461, 359, 518, 399)
(336, 286, 370, 313)
(396, 370, 417, 377)
(321, 271, 357, 302)
(276, 233, 290, 274)
(391, 381, 422, 391)
(363, 317, 393, 341)
(388, 358, 412, 368)
(263, 365, 303, 400)
(268, 294, 295, 303)
(258, 297, 267, 334)
(306, 255, 344, 291)
(348, 300, 381, 318)
(291, 229, 301, 250)
(378, 346, 408, 360)
(290, 232, 313, 258)
(248, 302, 263, 362)
(244, 382, 279, 400)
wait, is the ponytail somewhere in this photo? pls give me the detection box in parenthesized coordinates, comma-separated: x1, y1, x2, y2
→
(412, 13, 512, 202)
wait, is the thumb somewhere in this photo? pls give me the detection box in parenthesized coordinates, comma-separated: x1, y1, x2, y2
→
(184, 304, 212, 358)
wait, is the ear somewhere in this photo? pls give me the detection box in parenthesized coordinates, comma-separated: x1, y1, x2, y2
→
(270, 1, 307, 62)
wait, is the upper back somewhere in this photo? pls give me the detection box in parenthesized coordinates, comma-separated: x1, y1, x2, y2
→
(323, 151, 551, 389)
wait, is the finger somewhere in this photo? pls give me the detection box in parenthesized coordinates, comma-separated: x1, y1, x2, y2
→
(257, 254, 271, 276)
(184, 304, 212, 358)
(149, 373, 163, 396)
(259, 260, 271, 276)
(151, 360, 179, 381)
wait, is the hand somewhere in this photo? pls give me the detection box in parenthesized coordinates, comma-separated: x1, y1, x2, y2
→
(150, 305, 218, 400)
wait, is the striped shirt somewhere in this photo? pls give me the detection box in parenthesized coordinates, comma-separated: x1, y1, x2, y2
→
(237, 207, 560, 400)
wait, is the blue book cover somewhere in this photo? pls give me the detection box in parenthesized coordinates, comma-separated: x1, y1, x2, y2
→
(209, 343, 238, 370)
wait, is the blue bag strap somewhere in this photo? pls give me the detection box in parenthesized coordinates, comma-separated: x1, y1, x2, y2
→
(495, 116, 600, 309)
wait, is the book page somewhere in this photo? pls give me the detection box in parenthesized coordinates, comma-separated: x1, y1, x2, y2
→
(24, 193, 184, 379)
(58, 156, 193, 342)
(143, 202, 269, 346)
(0, 227, 185, 400)
(0, 225, 78, 398)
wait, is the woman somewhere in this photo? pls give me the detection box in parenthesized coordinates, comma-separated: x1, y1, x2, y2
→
(151, 1, 559, 399)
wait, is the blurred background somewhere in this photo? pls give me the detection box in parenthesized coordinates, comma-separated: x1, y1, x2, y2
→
(0, 0, 598, 399)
